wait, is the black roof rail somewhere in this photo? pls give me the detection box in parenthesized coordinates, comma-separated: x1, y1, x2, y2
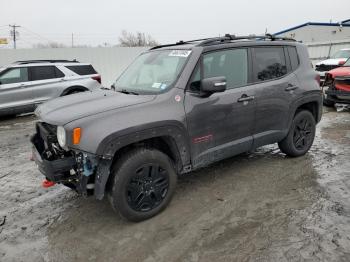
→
(14, 59, 79, 65)
(150, 34, 296, 50)
(150, 37, 214, 50)
(197, 34, 296, 46)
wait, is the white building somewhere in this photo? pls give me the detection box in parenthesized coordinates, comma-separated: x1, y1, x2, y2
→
(274, 19, 350, 43)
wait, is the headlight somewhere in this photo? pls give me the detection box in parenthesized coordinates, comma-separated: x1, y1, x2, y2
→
(57, 126, 66, 148)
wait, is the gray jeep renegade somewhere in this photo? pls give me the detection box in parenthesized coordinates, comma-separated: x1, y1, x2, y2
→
(31, 34, 322, 221)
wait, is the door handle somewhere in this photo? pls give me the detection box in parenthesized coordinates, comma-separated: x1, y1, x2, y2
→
(20, 83, 27, 88)
(285, 83, 298, 91)
(237, 95, 255, 102)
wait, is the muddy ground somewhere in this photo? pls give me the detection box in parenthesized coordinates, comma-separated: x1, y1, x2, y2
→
(0, 107, 349, 262)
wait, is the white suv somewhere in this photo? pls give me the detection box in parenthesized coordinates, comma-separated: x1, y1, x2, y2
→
(0, 60, 102, 117)
(315, 48, 350, 84)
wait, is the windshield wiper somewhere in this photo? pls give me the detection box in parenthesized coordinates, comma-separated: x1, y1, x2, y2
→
(117, 89, 139, 95)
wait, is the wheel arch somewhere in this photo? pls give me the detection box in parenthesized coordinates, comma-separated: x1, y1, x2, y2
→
(60, 85, 88, 96)
(94, 123, 191, 200)
(289, 93, 322, 127)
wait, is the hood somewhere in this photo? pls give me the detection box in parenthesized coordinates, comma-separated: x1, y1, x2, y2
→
(36, 90, 156, 125)
(316, 58, 347, 66)
(328, 66, 350, 78)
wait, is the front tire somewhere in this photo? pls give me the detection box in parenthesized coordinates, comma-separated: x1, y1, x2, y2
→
(278, 110, 316, 157)
(108, 148, 177, 222)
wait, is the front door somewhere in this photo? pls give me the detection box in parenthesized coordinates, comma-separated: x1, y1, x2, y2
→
(184, 48, 256, 168)
(0, 67, 34, 114)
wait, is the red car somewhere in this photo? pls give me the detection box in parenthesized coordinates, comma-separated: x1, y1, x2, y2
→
(323, 58, 350, 106)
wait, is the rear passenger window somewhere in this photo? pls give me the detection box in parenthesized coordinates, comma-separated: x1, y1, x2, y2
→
(254, 47, 287, 81)
(66, 65, 97, 75)
(31, 66, 57, 81)
(287, 46, 300, 71)
(203, 48, 248, 89)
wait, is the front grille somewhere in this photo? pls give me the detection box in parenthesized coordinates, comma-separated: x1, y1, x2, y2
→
(315, 64, 339, 72)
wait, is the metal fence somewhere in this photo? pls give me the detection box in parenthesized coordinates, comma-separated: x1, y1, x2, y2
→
(1, 41, 350, 84)
(0, 47, 148, 86)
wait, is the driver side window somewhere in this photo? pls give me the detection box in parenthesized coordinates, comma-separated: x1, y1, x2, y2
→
(0, 67, 28, 85)
(203, 49, 248, 89)
(188, 48, 248, 92)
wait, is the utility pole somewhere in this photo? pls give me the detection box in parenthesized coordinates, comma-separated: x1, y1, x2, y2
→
(71, 33, 74, 48)
(9, 24, 20, 49)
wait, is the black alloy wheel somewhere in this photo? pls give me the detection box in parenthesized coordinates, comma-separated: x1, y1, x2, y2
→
(126, 164, 169, 212)
(278, 110, 316, 157)
(293, 118, 313, 150)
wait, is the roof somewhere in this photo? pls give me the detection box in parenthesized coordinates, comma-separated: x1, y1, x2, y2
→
(275, 19, 350, 36)
(151, 34, 296, 50)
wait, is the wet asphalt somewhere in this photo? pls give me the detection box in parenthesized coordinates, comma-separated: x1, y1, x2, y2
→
(0, 107, 349, 262)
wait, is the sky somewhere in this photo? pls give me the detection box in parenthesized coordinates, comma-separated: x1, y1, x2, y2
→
(0, 0, 350, 48)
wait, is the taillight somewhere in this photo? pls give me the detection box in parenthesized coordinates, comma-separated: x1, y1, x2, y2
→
(338, 60, 346, 65)
(92, 75, 101, 84)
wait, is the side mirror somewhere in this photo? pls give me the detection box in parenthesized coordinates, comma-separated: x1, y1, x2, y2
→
(201, 76, 227, 93)
(111, 83, 116, 91)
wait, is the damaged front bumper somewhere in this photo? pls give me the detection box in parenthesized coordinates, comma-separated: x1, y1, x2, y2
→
(324, 76, 350, 104)
(325, 89, 350, 104)
(30, 122, 109, 199)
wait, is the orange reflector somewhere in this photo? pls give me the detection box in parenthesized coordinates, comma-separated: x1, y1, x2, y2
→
(73, 128, 81, 145)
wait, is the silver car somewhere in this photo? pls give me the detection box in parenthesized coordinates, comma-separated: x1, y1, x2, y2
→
(0, 60, 102, 116)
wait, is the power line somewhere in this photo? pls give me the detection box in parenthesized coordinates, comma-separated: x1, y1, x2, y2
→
(20, 26, 54, 43)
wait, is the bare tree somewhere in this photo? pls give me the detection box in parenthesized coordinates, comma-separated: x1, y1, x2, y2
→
(118, 30, 159, 47)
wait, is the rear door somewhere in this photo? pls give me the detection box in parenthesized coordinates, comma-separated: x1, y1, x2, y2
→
(251, 46, 301, 148)
(0, 67, 34, 114)
(185, 48, 256, 168)
(29, 66, 66, 105)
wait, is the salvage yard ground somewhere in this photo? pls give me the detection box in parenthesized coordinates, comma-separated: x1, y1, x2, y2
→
(0, 107, 349, 262)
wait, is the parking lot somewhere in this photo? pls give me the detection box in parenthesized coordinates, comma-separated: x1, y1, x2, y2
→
(0, 107, 349, 262)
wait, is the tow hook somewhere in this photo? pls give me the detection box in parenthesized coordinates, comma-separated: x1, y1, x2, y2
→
(42, 179, 56, 188)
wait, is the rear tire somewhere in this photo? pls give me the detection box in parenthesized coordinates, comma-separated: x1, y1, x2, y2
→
(278, 110, 316, 157)
(108, 148, 177, 222)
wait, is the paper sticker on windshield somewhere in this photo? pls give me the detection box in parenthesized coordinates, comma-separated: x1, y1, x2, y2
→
(169, 50, 192, 57)
(152, 82, 162, 88)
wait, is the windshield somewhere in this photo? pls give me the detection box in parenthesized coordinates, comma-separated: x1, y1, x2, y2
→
(330, 50, 350, 59)
(114, 50, 191, 94)
(344, 58, 350, 66)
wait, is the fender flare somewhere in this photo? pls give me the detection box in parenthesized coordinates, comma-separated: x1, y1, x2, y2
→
(287, 91, 322, 129)
(97, 121, 191, 164)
